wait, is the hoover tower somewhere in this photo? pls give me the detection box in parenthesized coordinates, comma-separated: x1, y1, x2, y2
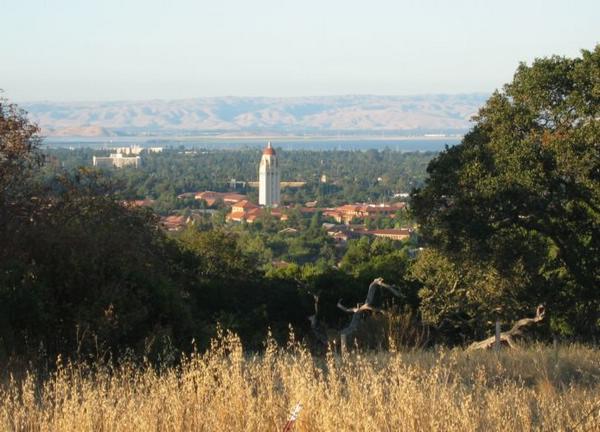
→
(258, 141, 280, 207)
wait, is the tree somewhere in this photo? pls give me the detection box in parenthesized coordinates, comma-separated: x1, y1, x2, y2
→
(0, 97, 42, 191)
(412, 46, 600, 338)
(0, 98, 43, 254)
(0, 99, 196, 359)
(410, 248, 533, 343)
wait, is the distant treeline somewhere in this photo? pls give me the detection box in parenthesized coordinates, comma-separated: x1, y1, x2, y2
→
(43, 148, 436, 212)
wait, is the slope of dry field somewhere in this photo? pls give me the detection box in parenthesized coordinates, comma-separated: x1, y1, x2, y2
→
(1, 333, 599, 431)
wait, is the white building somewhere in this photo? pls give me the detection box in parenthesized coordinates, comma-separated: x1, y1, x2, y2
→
(93, 153, 141, 168)
(258, 141, 280, 207)
(113, 145, 163, 155)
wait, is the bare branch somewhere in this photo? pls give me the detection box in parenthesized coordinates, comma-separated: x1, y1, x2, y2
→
(307, 292, 328, 346)
(337, 299, 386, 314)
(359, 304, 386, 314)
(339, 277, 402, 352)
(447, 278, 459, 295)
(337, 299, 361, 314)
(364, 278, 382, 305)
(379, 281, 402, 297)
(467, 305, 545, 351)
(308, 291, 320, 317)
(506, 305, 545, 337)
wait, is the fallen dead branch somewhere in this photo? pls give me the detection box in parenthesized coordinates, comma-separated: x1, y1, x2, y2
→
(467, 305, 545, 351)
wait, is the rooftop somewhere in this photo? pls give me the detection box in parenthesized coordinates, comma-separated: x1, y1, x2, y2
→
(262, 141, 275, 156)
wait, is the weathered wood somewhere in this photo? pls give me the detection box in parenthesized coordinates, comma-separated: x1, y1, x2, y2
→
(307, 292, 329, 347)
(495, 320, 501, 352)
(468, 305, 545, 351)
(337, 277, 401, 352)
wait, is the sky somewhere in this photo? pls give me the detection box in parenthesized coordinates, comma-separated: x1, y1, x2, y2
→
(1, 0, 598, 102)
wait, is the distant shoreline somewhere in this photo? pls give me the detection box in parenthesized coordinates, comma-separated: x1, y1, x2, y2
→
(43, 135, 462, 152)
(44, 134, 464, 142)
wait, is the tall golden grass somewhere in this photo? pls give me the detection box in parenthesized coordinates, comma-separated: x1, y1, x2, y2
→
(1, 331, 599, 431)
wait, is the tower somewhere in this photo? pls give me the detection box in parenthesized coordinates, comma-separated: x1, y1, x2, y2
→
(259, 141, 280, 207)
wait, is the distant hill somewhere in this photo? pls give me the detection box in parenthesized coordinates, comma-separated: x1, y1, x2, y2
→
(22, 94, 488, 137)
(45, 125, 115, 137)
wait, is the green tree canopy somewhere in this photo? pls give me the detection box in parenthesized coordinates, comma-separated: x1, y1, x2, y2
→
(412, 46, 600, 338)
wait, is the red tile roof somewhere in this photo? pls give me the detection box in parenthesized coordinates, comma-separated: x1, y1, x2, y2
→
(232, 200, 259, 209)
(160, 215, 187, 231)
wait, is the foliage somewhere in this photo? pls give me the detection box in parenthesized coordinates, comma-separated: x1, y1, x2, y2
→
(412, 46, 600, 338)
(0, 168, 192, 359)
(0, 99, 43, 191)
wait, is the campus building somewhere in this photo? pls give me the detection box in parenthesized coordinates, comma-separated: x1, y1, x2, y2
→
(93, 153, 141, 169)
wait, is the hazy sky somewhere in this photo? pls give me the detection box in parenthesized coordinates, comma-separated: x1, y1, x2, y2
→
(2, 0, 598, 101)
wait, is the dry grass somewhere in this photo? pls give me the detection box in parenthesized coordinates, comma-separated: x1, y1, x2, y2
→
(1, 332, 599, 431)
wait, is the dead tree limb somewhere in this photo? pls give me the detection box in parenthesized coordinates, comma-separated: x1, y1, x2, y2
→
(467, 305, 546, 351)
(307, 292, 329, 347)
(337, 277, 401, 352)
(378, 280, 403, 297)
(336, 300, 385, 315)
